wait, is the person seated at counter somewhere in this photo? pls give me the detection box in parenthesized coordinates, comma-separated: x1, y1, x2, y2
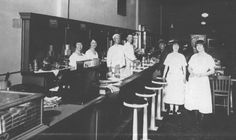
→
(85, 39, 99, 59)
(106, 34, 126, 77)
(41, 44, 58, 71)
(151, 39, 169, 76)
(69, 42, 87, 69)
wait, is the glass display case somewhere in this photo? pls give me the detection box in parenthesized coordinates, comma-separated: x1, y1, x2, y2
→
(0, 90, 44, 140)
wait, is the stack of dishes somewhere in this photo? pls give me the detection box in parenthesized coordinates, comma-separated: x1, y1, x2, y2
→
(44, 96, 62, 109)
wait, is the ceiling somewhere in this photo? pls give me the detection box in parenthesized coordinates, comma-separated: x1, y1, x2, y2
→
(160, 0, 236, 41)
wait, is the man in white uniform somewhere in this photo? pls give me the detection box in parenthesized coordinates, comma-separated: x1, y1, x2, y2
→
(123, 34, 137, 75)
(106, 34, 126, 77)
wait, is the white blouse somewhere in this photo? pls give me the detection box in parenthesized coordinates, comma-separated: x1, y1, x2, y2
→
(164, 52, 187, 75)
(69, 52, 87, 69)
(85, 49, 98, 59)
(188, 53, 215, 74)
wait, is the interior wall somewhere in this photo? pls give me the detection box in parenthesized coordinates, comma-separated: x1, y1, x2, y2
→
(0, 0, 60, 84)
(70, 0, 137, 29)
(139, 0, 161, 35)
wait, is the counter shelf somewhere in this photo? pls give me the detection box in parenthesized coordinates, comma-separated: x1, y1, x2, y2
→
(0, 90, 45, 140)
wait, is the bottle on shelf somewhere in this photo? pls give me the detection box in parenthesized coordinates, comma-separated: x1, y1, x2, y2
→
(29, 64, 33, 72)
(33, 59, 38, 71)
(64, 44, 71, 57)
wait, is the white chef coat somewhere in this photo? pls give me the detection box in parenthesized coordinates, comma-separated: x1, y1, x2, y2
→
(123, 42, 136, 63)
(106, 44, 126, 68)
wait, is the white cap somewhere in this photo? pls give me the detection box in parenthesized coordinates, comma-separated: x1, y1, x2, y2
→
(112, 34, 120, 40)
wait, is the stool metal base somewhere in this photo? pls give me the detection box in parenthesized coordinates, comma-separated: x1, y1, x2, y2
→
(156, 89, 163, 120)
(149, 126, 158, 131)
(141, 138, 151, 140)
(156, 116, 163, 120)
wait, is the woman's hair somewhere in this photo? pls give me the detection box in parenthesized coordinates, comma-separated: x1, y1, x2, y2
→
(195, 40, 208, 52)
(195, 40, 206, 48)
(90, 39, 96, 43)
(158, 39, 166, 46)
(170, 40, 181, 52)
(90, 39, 97, 45)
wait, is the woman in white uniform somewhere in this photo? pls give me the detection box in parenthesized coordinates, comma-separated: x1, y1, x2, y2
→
(69, 42, 87, 69)
(163, 41, 187, 115)
(85, 39, 99, 59)
(68, 42, 87, 103)
(184, 40, 215, 123)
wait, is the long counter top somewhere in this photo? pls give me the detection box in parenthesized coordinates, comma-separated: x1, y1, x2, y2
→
(18, 63, 158, 140)
(44, 63, 158, 126)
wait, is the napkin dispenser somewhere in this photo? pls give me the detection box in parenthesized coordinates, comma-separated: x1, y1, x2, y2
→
(76, 58, 100, 70)
(84, 58, 100, 68)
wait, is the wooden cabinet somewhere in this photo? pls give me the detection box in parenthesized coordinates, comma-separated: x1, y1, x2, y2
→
(20, 13, 138, 73)
(20, 13, 153, 89)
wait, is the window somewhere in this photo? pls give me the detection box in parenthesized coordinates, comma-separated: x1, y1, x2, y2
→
(117, 0, 126, 16)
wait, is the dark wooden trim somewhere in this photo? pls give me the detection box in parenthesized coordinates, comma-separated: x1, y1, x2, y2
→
(20, 12, 32, 72)
(0, 71, 21, 76)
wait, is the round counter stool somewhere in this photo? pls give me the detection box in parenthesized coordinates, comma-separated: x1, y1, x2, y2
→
(152, 77, 168, 114)
(145, 83, 163, 129)
(152, 77, 167, 85)
(136, 89, 156, 140)
(123, 97, 148, 140)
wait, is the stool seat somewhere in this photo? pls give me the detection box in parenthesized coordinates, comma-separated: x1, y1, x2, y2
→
(136, 89, 156, 98)
(124, 97, 148, 108)
(154, 76, 164, 80)
(145, 82, 163, 90)
(152, 78, 167, 85)
(123, 96, 148, 140)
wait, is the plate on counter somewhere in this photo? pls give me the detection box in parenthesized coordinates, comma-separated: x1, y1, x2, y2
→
(132, 69, 142, 73)
(107, 77, 122, 82)
(99, 79, 120, 84)
(136, 66, 147, 70)
(143, 63, 153, 67)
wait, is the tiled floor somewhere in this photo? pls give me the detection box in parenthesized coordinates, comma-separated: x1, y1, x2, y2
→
(115, 108, 236, 140)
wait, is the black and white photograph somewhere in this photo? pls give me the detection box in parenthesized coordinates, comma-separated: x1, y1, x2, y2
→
(0, 0, 236, 140)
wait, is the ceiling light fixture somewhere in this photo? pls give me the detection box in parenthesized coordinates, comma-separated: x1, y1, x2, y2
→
(201, 12, 209, 18)
(201, 21, 206, 25)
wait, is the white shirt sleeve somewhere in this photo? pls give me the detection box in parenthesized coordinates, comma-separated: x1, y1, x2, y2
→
(123, 43, 136, 61)
(106, 47, 112, 67)
(164, 54, 170, 66)
(69, 53, 76, 68)
(85, 49, 98, 59)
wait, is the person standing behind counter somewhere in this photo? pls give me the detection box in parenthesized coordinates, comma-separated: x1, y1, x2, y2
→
(85, 39, 99, 59)
(106, 34, 126, 77)
(69, 42, 87, 69)
(83, 39, 100, 102)
(123, 34, 138, 75)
